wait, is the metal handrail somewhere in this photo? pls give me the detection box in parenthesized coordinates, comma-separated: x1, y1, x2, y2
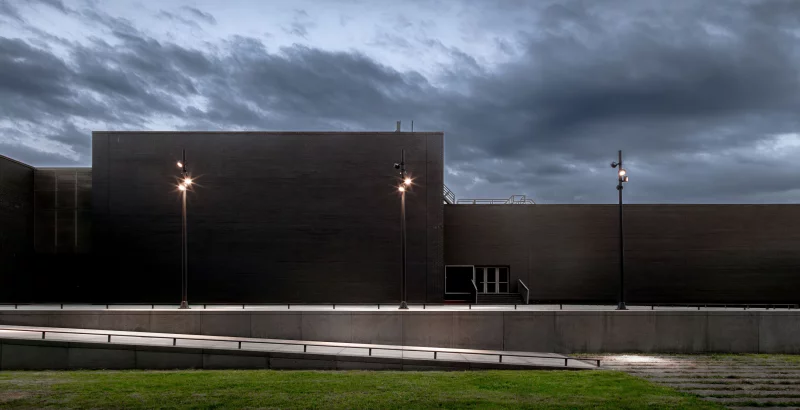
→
(470, 279, 478, 304)
(1, 302, 797, 310)
(457, 195, 536, 205)
(0, 325, 601, 368)
(443, 184, 456, 204)
(518, 279, 529, 305)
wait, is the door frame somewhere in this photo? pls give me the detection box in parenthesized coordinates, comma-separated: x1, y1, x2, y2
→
(475, 266, 510, 294)
(444, 265, 475, 295)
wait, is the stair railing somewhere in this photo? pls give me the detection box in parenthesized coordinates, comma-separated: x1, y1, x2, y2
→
(518, 279, 529, 305)
(443, 184, 456, 204)
(470, 279, 478, 304)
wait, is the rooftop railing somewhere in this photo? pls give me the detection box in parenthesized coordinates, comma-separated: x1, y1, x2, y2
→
(443, 184, 456, 204)
(457, 194, 536, 205)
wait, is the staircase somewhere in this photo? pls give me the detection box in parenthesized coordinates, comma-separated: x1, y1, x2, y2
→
(477, 293, 525, 305)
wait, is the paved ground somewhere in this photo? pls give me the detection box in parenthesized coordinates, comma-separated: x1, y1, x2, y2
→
(0, 303, 794, 311)
(603, 354, 800, 409)
(0, 325, 597, 370)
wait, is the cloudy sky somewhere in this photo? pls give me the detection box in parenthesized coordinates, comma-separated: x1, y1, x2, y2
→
(2, 0, 800, 203)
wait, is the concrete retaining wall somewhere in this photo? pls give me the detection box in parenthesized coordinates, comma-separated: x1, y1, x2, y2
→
(1, 310, 797, 354)
(0, 338, 522, 371)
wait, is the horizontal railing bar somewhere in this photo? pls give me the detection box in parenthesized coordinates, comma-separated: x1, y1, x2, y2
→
(0, 326, 599, 366)
(1, 303, 796, 309)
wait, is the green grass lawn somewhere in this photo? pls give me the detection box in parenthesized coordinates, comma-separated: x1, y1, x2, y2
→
(0, 369, 721, 409)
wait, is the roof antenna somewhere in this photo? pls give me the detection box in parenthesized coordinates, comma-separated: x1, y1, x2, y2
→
(411, 120, 414, 133)
(396, 121, 401, 132)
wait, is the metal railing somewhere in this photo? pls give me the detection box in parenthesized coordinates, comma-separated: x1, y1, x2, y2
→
(518, 279, 529, 305)
(1, 302, 797, 310)
(0, 325, 601, 368)
(457, 195, 535, 205)
(470, 279, 478, 305)
(443, 184, 456, 204)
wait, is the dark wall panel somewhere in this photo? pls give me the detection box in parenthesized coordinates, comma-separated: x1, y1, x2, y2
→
(92, 131, 445, 304)
(0, 155, 34, 302)
(444, 205, 800, 304)
(31, 168, 92, 302)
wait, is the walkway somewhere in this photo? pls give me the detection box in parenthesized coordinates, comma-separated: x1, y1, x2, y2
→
(0, 325, 598, 371)
(605, 354, 800, 409)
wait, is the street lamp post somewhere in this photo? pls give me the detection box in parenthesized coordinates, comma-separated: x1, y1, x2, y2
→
(176, 150, 192, 310)
(611, 150, 629, 311)
(394, 150, 412, 310)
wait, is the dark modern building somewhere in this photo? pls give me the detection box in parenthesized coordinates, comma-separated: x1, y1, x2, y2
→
(1, 130, 799, 305)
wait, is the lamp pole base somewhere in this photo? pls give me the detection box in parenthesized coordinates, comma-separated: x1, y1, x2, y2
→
(616, 302, 627, 310)
(399, 301, 409, 310)
(179, 301, 190, 309)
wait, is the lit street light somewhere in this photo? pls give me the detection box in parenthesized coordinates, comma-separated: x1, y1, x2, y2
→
(610, 150, 630, 311)
(177, 150, 191, 310)
(394, 150, 411, 309)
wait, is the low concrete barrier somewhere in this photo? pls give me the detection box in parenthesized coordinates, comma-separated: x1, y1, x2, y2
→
(0, 338, 526, 371)
(0, 310, 797, 353)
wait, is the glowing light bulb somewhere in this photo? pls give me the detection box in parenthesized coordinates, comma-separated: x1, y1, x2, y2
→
(177, 161, 183, 168)
(184, 177, 192, 185)
(618, 169, 626, 177)
(178, 184, 187, 191)
(404, 177, 412, 186)
(398, 186, 406, 192)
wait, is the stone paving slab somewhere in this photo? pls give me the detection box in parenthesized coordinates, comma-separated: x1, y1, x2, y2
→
(647, 379, 800, 385)
(663, 384, 800, 390)
(607, 354, 800, 409)
(706, 397, 800, 405)
(690, 390, 800, 397)
(728, 407, 800, 410)
(644, 375, 800, 380)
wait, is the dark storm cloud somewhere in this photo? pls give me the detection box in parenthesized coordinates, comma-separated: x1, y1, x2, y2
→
(182, 6, 216, 25)
(4, 0, 800, 203)
(0, 0, 23, 22)
(282, 9, 315, 39)
(33, 0, 68, 13)
(157, 6, 216, 29)
(157, 10, 202, 30)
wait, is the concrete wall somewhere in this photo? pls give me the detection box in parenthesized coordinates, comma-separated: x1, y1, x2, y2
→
(3, 310, 798, 354)
(0, 155, 34, 302)
(92, 132, 444, 304)
(444, 205, 800, 304)
(0, 338, 515, 371)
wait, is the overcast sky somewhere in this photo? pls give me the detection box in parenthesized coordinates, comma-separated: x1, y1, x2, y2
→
(2, 0, 800, 203)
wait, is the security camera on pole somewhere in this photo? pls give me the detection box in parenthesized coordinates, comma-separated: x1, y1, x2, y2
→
(176, 150, 192, 310)
(394, 150, 412, 310)
(610, 150, 629, 311)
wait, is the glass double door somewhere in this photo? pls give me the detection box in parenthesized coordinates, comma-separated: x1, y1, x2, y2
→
(475, 267, 509, 293)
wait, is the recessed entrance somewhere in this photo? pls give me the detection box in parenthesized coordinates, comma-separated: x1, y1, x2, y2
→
(476, 266, 509, 293)
(445, 265, 509, 299)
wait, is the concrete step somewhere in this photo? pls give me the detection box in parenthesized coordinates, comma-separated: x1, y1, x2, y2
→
(0, 325, 597, 371)
(477, 294, 524, 305)
(705, 397, 800, 405)
(686, 390, 800, 397)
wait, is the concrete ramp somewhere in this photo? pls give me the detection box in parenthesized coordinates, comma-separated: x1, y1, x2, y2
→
(0, 325, 598, 371)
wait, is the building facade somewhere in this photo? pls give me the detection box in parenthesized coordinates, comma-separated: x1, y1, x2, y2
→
(1, 131, 798, 305)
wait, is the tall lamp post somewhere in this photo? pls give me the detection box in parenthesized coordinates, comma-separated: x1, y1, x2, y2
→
(176, 150, 192, 310)
(611, 150, 629, 311)
(394, 150, 412, 309)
